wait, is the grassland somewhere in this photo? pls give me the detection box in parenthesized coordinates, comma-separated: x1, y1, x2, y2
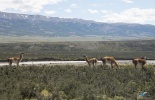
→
(0, 40, 155, 61)
(0, 41, 155, 99)
(0, 64, 155, 100)
(0, 36, 104, 43)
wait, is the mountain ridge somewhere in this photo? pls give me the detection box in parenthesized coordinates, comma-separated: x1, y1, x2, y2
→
(0, 11, 155, 41)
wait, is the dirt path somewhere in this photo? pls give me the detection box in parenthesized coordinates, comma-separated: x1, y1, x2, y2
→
(1, 60, 155, 66)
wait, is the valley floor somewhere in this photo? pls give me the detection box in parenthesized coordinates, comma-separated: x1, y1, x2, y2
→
(1, 60, 155, 67)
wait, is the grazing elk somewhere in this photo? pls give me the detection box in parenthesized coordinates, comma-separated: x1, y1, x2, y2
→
(100, 56, 119, 68)
(132, 56, 146, 69)
(8, 53, 24, 67)
(83, 55, 98, 67)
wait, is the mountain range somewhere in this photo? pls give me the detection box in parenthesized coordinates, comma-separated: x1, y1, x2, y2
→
(0, 11, 155, 41)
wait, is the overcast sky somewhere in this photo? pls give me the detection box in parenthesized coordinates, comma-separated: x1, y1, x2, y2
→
(0, 0, 155, 25)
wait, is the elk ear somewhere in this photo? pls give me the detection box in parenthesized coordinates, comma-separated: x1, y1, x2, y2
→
(142, 56, 146, 59)
(144, 56, 146, 59)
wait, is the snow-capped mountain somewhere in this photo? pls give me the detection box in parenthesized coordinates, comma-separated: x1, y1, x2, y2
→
(0, 11, 155, 38)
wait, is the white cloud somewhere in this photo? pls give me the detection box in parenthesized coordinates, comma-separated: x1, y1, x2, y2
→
(70, 4, 77, 8)
(121, 0, 134, 3)
(0, 0, 65, 13)
(99, 8, 155, 24)
(101, 10, 111, 14)
(44, 10, 56, 15)
(64, 9, 72, 13)
(88, 9, 99, 14)
(63, 4, 78, 14)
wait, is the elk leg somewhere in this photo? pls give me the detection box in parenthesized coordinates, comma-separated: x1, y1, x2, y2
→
(134, 63, 137, 68)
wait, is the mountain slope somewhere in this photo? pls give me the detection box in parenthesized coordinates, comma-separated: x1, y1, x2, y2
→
(0, 11, 155, 39)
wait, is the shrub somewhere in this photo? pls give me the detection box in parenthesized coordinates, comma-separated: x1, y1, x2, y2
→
(0, 65, 155, 99)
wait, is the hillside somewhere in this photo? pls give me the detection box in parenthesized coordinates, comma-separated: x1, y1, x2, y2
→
(0, 11, 155, 41)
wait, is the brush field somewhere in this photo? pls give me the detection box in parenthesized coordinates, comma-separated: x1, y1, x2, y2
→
(0, 65, 155, 100)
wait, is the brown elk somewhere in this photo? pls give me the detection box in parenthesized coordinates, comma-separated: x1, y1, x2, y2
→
(100, 56, 119, 68)
(83, 55, 98, 67)
(132, 56, 146, 69)
(8, 53, 24, 67)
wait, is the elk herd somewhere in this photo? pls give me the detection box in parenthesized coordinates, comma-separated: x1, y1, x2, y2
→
(84, 55, 147, 69)
(5, 53, 147, 69)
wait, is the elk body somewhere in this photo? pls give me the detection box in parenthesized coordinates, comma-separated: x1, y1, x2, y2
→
(132, 57, 146, 69)
(83, 55, 98, 67)
(100, 56, 119, 68)
(8, 53, 24, 67)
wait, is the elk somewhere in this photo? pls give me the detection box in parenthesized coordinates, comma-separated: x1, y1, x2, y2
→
(132, 56, 146, 69)
(100, 56, 119, 68)
(83, 55, 98, 67)
(8, 53, 24, 67)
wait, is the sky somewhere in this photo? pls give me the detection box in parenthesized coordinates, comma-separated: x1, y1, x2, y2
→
(0, 0, 155, 25)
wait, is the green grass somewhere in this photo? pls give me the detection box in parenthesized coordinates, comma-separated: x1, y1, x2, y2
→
(0, 65, 155, 100)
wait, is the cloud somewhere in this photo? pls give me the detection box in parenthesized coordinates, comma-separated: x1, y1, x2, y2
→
(101, 10, 111, 14)
(70, 4, 78, 8)
(99, 8, 155, 24)
(0, 0, 65, 13)
(121, 0, 134, 3)
(44, 10, 56, 15)
(88, 9, 99, 14)
(64, 9, 72, 13)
